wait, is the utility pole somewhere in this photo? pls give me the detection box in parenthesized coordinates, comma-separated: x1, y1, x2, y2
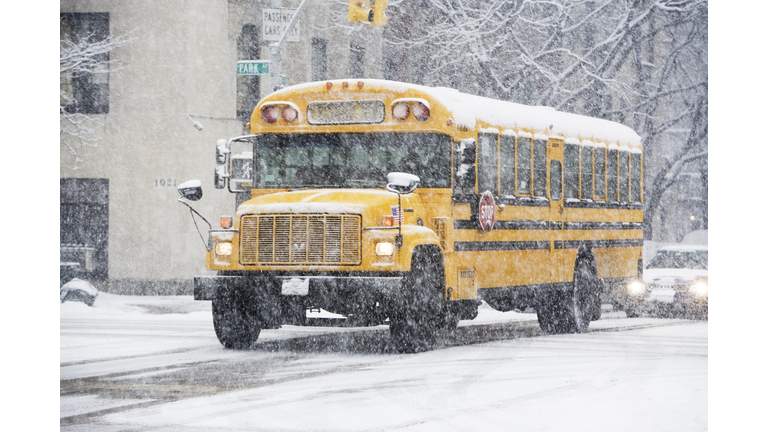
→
(269, 0, 311, 93)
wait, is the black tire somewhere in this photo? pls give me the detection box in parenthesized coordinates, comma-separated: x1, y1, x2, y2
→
(389, 248, 445, 353)
(537, 258, 598, 334)
(212, 284, 261, 349)
(536, 294, 558, 334)
(625, 305, 640, 318)
(565, 258, 597, 333)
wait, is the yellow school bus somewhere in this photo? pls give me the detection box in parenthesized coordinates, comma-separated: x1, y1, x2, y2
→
(181, 79, 644, 353)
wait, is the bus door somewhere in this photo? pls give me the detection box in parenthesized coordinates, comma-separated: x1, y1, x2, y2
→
(547, 138, 566, 283)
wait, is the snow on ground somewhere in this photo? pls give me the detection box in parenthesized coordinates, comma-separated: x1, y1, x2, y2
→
(61, 293, 706, 431)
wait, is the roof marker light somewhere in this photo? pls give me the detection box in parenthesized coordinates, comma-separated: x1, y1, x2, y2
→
(326, 82, 333, 90)
(413, 102, 430, 121)
(393, 102, 410, 120)
(261, 106, 279, 123)
(357, 81, 364, 89)
(342, 81, 349, 89)
(282, 106, 298, 123)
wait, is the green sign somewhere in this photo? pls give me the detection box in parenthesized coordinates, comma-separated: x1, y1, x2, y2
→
(237, 60, 269, 75)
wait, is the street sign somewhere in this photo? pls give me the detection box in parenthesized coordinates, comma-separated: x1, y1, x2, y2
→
(262, 8, 301, 43)
(237, 60, 269, 76)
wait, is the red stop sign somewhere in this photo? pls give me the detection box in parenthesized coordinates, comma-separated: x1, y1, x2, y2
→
(478, 191, 495, 232)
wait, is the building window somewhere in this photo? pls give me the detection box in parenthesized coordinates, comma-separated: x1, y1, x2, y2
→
(312, 38, 328, 81)
(350, 44, 365, 78)
(60, 13, 110, 114)
(60, 178, 109, 279)
(237, 24, 261, 121)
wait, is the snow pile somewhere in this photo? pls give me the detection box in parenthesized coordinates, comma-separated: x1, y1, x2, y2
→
(273, 79, 642, 148)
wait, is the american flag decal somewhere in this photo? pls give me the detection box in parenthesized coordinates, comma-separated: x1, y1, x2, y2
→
(391, 205, 404, 223)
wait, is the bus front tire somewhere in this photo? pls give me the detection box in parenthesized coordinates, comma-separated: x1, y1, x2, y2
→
(212, 284, 261, 349)
(389, 248, 443, 353)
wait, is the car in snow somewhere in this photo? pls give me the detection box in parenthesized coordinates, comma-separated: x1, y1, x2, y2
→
(624, 245, 708, 319)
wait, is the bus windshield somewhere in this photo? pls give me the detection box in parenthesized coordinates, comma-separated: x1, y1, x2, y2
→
(254, 133, 452, 189)
(646, 250, 708, 270)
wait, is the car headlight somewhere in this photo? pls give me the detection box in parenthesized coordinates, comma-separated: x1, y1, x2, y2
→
(690, 280, 708, 296)
(375, 242, 395, 256)
(215, 241, 232, 256)
(628, 280, 646, 295)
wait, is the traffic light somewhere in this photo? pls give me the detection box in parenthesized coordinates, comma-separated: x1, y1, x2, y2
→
(372, 0, 388, 26)
(348, 0, 373, 24)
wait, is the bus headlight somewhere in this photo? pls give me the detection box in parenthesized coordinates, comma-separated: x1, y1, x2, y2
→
(690, 280, 708, 297)
(215, 241, 232, 256)
(628, 280, 646, 296)
(375, 242, 395, 256)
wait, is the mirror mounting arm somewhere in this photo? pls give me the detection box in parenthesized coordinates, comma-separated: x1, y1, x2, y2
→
(177, 198, 212, 251)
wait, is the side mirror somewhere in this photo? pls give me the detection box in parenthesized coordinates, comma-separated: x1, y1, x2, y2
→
(178, 179, 203, 201)
(386, 172, 420, 195)
(455, 138, 476, 193)
(214, 139, 230, 190)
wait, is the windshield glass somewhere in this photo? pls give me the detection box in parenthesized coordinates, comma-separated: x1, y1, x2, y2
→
(646, 250, 708, 270)
(253, 133, 451, 188)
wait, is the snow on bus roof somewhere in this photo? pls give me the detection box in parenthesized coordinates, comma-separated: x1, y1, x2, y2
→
(272, 79, 642, 148)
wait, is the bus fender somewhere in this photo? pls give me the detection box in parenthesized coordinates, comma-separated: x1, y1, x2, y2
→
(396, 225, 442, 271)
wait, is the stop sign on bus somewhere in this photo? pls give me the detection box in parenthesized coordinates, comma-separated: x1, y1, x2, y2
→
(478, 191, 495, 232)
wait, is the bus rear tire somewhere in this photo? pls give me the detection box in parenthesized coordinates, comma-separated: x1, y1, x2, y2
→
(389, 248, 443, 353)
(212, 284, 261, 349)
(564, 258, 598, 333)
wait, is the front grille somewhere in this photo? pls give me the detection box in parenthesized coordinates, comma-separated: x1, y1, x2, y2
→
(649, 283, 685, 292)
(240, 214, 361, 265)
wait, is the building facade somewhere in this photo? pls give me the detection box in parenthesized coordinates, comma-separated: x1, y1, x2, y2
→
(60, 0, 384, 293)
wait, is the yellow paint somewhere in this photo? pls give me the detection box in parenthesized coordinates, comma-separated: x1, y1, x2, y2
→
(205, 80, 643, 302)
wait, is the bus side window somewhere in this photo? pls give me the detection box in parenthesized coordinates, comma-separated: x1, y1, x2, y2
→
(594, 146, 606, 200)
(630, 153, 642, 202)
(533, 139, 547, 198)
(550, 160, 562, 201)
(564, 144, 579, 199)
(607, 148, 618, 202)
(500, 135, 515, 196)
(619, 150, 630, 202)
(478, 133, 499, 195)
(516, 135, 532, 195)
(581, 145, 593, 200)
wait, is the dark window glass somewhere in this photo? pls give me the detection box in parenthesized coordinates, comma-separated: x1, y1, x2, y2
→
(478, 133, 498, 194)
(60, 178, 109, 279)
(516, 136, 532, 195)
(594, 147, 606, 200)
(581, 146, 593, 200)
(646, 250, 708, 270)
(350, 45, 365, 78)
(619, 151, 630, 202)
(564, 144, 580, 199)
(237, 24, 260, 120)
(631, 153, 642, 202)
(255, 133, 451, 188)
(312, 38, 328, 81)
(607, 149, 618, 201)
(60, 13, 110, 114)
(533, 139, 547, 198)
(500, 135, 515, 196)
(550, 160, 562, 201)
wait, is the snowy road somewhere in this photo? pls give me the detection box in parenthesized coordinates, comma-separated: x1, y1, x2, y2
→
(61, 294, 707, 431)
